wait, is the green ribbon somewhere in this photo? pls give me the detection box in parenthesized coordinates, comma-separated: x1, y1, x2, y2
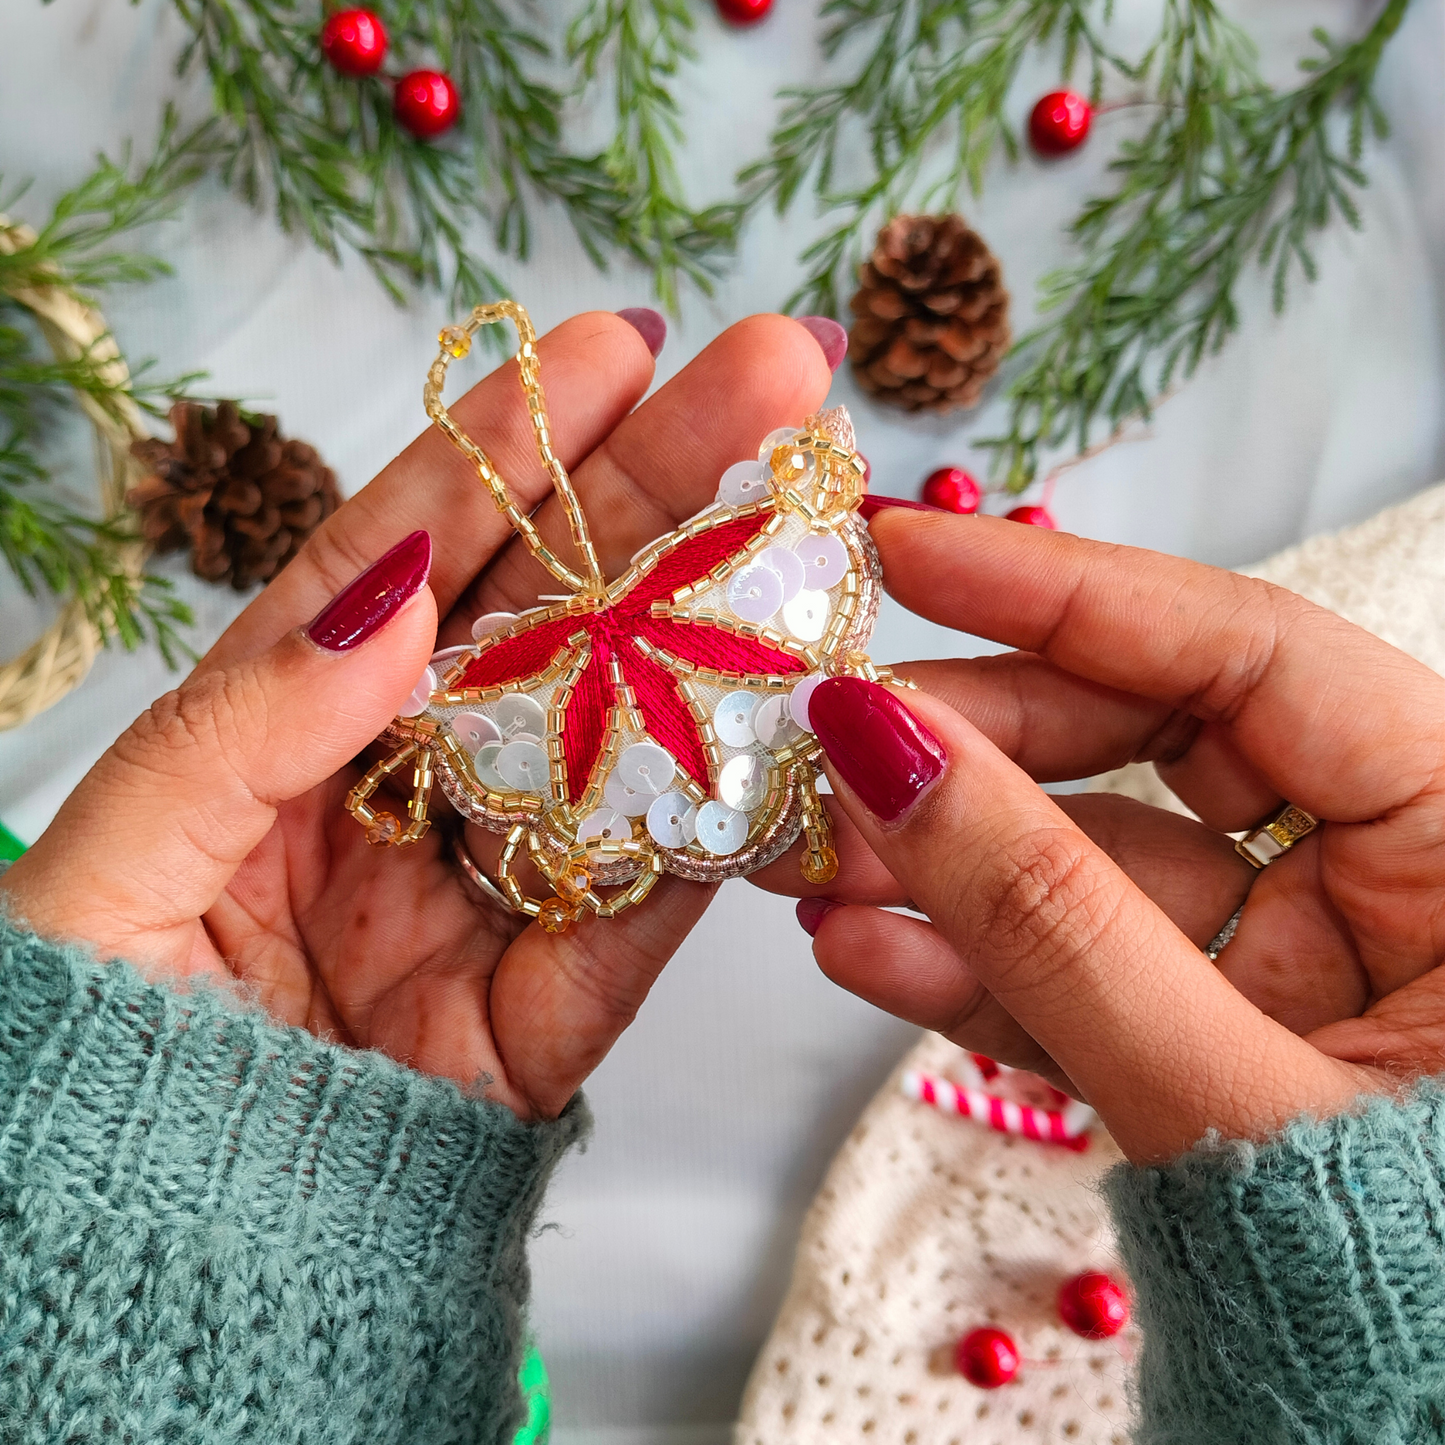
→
(0, 822, 25, 862)
(514, 1344, 550, 1444)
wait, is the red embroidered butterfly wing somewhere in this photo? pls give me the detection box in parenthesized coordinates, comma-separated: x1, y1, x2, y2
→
(453, 509, 807, 802)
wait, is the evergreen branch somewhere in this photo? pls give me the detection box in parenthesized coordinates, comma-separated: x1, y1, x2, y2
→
(0, 481, 193, 667)
(568, 0, 740, 310)
(0, 108, 215, 298)
(739, 0, 1124, 317)
(166, 0, 612, 306)
(1, 130, 202, 663)
(980, 0, 1409, 489)
(160, 0, 731, 310)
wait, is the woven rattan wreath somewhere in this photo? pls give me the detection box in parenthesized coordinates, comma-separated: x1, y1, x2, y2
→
(347, 301, 887, 933)
(0, 219, 150, 731)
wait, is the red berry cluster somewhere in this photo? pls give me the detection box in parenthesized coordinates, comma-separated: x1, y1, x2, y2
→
(319, 8, 461, 139)
(956, 1272, 1130, 1389)
(919, 466, 1057, 528)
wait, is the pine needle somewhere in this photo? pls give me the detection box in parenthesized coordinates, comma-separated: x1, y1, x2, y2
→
(568, 0, 741, 311)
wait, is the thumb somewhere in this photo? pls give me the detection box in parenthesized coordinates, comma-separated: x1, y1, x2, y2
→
(6, 531, 437, 950)
(805, 677, 1367, 1161)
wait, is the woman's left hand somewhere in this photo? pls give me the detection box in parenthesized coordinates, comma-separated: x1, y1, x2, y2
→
(1, 310, 837, 1119)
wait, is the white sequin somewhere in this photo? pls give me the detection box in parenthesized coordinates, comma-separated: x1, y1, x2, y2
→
(713, 690, 758, 747)
(696, 800, 749, 856)
(756, 426, 803, 461)
(604, 772, 652, 817)
(429, 644, 472, 671)
(782, 589, 829, 642)
(788, 674, 826, 731)
(617, 742, 676, 795)
(577, 807, 628, 844)
(496, 740, 550, 791)
(470, 611, 518, 641)
(795, 531, 848, 590)
(449, 711, 502, 752)
(756, 545, 806, 602)
(718, 754, 768, 810)
(399, 666, 437, 718)
(717, 460, 771, 507)
(646, 791, 698, 848)
(473, 742, 506, 790)
(494, 693, 548, 740)
(727, 565, 784, 624)
(754, 694, 803, 749)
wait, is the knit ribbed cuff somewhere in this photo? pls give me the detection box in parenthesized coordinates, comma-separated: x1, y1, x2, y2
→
(0, 911, 587, 1445)
(1106, 1083, 1445, 1445)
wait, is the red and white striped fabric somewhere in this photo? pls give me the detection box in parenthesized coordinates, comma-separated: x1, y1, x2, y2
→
(900, 1060, 1095, 1151)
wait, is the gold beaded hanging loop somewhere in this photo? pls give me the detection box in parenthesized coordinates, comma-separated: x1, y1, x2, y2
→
(347, 741, 434, 848)
(425, 303, 605, 598)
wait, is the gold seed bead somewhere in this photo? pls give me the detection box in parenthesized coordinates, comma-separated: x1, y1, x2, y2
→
(801, 846, 839, 885)
(366, 812, 402, 847)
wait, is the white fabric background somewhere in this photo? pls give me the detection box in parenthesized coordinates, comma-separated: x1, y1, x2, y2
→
(1, 0, 1443, 1437)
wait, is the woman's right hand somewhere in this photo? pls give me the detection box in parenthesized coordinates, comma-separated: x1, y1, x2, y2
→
(760, 510, 1445, 1163)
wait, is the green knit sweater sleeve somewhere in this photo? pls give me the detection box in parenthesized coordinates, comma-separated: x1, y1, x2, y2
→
(1106, 1083, 1445, 1445)
(0, 910, 587, 1445)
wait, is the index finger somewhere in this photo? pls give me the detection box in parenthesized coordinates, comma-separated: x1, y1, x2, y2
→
(203, 311, 656, 670)
(871, 512, 1445, 820)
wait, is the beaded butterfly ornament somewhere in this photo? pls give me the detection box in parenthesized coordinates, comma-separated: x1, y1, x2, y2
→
(346, 301, 886, 933)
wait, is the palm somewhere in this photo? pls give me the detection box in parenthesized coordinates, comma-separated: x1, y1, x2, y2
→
(204, 778, 518, 1082)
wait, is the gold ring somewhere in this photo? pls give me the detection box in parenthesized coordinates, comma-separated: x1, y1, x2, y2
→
(1235, 803, 1319, 869)
(451, 832, 520, 915)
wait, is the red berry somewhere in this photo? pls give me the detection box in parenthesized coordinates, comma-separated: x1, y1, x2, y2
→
(716, 0, 773, 23)
(1058, 1272, 1130, 1339)
(955, 1327, 1020, 1388)
(320, 8, 388, 78)
(1004, 504, 1056, 528)
(394, 70, 461, 139)
(1029, 90, 1092, 155)
(921, 466, 981, 514)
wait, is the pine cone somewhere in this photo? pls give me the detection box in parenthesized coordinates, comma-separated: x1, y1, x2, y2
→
(128, 401, 341, 590)
(848, 214, 1011, 413)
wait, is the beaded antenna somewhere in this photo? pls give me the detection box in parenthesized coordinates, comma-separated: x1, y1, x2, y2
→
(347, 301, 885, 932)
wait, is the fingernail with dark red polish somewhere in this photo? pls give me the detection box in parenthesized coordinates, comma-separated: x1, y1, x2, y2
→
(305, 530, 432, 652)
(616, 307, 667, 358)
(810, 677, 946, 823)
(798, 316, 848, 372)
(857, 493, 948, 521)
(796, 898, 841, 937)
